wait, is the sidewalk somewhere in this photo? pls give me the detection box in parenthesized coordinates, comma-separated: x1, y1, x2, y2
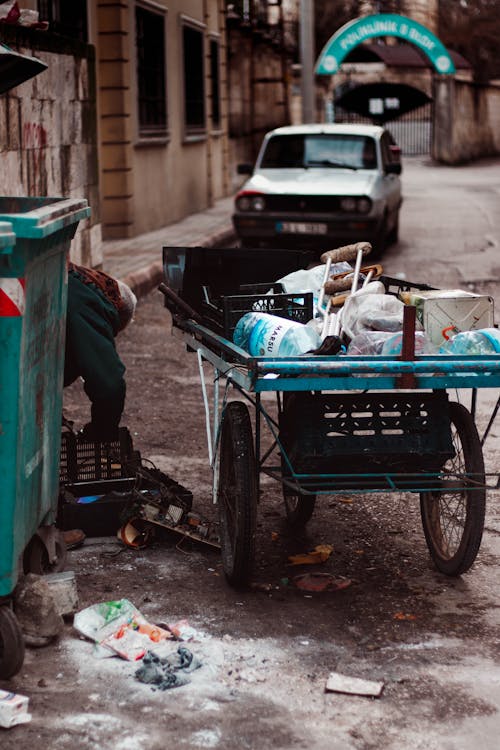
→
(101, 195, 235, 298)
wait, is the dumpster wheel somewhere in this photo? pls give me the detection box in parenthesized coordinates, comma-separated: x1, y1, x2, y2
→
(0, 605, 25, 679)
(23, 530, 67, 575)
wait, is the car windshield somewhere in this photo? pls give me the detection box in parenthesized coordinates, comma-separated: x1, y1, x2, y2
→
(259, 134, 377, 170)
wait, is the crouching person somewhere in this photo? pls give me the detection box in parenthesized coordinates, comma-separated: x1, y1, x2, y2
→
(64, 262, 137, 442)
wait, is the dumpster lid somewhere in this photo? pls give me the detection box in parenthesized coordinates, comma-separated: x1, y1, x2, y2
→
(0, 43, 47, 94)
(0, 220, 15, 250)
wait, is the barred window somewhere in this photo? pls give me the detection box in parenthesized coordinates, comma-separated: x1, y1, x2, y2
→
(37, 0, 88, 41)
(136, 5, 167, 137)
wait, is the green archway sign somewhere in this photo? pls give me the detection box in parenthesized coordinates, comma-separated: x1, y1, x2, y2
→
(315, 14, 456, 75)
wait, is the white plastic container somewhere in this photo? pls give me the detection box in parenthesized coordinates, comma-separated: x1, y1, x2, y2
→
(399, 289, 494, 347)
(0, 689, 31, 728)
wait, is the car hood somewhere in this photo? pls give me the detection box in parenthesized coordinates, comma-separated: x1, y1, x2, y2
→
(242, 169, 378, 196)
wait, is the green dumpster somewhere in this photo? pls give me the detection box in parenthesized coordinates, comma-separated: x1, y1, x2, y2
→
(0, 196, 90, 679)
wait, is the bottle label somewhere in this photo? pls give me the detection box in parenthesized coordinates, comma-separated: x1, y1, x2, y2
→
(250, 318, 290, 356)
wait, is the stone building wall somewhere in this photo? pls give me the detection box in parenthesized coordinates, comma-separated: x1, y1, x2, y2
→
(433, 77, 500, 164)
(0, 25, 101, 266)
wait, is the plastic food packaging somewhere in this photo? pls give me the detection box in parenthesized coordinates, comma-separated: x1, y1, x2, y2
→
(276, 262, 353, 294)
(74, 599, 172, 661)
(233, 312, 321, 357)
(347, 331, 397, 355)
(439, 328, 500, 355)
(0, 689, 31, 728)
(342, 292, 409, 341)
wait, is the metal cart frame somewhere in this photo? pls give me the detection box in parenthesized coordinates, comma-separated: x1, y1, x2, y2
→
(162, 247, 500, 588)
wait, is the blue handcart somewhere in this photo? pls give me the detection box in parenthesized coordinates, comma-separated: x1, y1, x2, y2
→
(161, 246, 500, 588)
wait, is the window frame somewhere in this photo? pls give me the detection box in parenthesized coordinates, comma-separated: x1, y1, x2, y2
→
(208, 34, 222, 132)
(180, 15, 207, 141)
(134, 0, 168, 143)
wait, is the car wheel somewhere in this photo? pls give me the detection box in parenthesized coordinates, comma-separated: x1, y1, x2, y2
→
(371, 216, 388, 259)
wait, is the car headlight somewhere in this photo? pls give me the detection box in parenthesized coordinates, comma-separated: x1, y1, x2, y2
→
(340, 196, 372, 214)
(235, 192, 266, 212)
(252, 196, 266, 211)
(340, 197, 357, 212)
(356, 197, 372, 214)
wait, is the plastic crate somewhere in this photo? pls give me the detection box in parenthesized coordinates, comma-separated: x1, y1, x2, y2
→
(59, 427, 140, 484)
(58, 430, 193, 536)
(201, 283, 314, 339)
(279, 392, 454, 489)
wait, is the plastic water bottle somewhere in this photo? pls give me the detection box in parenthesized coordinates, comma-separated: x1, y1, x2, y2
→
(439, 328, 500, 355)
(233, 312, 321, 357)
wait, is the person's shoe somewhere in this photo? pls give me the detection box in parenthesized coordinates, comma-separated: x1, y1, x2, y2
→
(62, 529, 86, 550)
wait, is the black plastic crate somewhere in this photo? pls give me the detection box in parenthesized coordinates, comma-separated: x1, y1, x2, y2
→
(279, 392, 454, 486)
(201, 283, 314, 339)
(59, 427, 140, 484)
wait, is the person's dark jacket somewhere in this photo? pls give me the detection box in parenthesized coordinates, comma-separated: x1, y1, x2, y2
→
(64, 265, 126, 440)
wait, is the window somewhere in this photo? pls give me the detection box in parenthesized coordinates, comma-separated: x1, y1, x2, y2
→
(260, 134, 378, 170)
(135, 5, 167, 137)
(182, 23, 205, 133)
(209, 39, 221, 129)
(37, 0, 88, 41)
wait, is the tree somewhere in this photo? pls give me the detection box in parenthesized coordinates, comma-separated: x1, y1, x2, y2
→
(438, 0, 500, 82)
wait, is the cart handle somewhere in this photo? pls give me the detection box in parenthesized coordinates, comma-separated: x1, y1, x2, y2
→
(158, 282, 202, 323)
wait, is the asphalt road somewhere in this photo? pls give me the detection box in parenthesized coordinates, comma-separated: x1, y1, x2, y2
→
(2, 155, 500, 750)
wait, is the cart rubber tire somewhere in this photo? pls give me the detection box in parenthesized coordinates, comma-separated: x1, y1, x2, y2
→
(23, 531, 67, 575)
(0, 605, 25, 679)
(218, 401, 257, 588)
(283, 490, 316, 527)
(420, 402, 485, 576)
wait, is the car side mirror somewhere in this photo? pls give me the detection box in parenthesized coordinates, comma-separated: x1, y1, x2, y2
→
(385, 162, 402, 175)
(237, 163, 253, 175)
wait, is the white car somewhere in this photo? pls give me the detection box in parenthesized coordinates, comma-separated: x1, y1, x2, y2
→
(232, 123, 402, 257)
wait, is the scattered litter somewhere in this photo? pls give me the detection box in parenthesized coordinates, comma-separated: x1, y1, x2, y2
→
(249, 582, 273, 593)
(135, 647, 202, 691)
(119, 518, 155, 549)
(325, 672, 384, 698)
(44, 571, 79, 617)
(292, 573, 352, 593)
(168, 619, 205, 642)
(74, 599, 172, 661)
(287, 544, 333, 566)
(393, 612, 417, 621)
(0, 689, 32, 728)
(14, 573, 64, 646)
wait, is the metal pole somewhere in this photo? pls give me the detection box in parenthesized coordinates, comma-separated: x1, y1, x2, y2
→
(300, 0, 315, 123)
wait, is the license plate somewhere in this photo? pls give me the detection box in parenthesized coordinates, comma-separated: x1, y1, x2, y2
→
(276, 221, 328, 235)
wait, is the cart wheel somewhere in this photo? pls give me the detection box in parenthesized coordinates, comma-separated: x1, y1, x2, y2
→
(23, 531, 67, 575)
(283, 488, 316, 527)
(0, 605, 25, 679)
(420, 402, 485, 576)
(218, 401, 257, 587)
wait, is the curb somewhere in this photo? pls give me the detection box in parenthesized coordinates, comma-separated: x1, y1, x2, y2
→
(121, 226, 236, 300)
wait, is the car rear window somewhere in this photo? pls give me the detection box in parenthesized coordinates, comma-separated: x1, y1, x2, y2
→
(260, 134, 377, 170)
